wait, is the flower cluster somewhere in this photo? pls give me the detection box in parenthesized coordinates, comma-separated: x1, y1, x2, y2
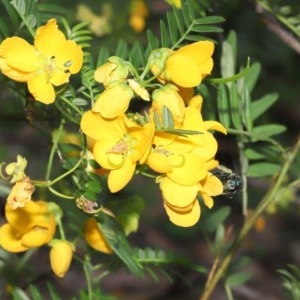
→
(81, 41, 226, 227)
(0, 155, 112, 277)
(0, 19, 83, 104)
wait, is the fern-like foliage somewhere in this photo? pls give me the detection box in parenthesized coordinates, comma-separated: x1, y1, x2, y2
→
(278, 264, 300, 300)
(94, 0, 224, 71)
(256, 0, 300, 39)
(133, 247, 206, 282)
(0, 0, 70, 38)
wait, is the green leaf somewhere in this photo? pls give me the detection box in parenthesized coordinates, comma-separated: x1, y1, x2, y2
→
(203, 206, 231, 233)
(214, 224, 225, 251)
(244, 144, 282, 160)
(107, 196, 145, 236)
(181, 1, 192, 26)
(239, 79, 252, 131)
(46, 282, 61, 300)
(229, 82, 242, 129)
(250, 93, 279, 121)
(115, 39, 128, 59)
(194, 16, 225, 25)
(130, 41, 145, 68)
(226, 271, 253, 287)
(28, 285, 43, 300)
(147, 29, 159, 51)
(167, 11, 179, 44)
(221, 31, 237, 79)
(192, 25, 223, 33)
(160, 20, 171, 47)
(244, 62, 261, 93)
(172, 9, 185, 35)
(247, 162, 281, 177)
(252, 124, 286, 139)
(217, 83, 231, 128)
(99, 214, 143, 276)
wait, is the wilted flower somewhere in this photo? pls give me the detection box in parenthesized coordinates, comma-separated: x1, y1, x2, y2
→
(7, 177, 35, 209)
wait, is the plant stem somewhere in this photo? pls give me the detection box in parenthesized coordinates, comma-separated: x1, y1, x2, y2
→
(45, 119, 65, 180)
(200, 134, 300, 300)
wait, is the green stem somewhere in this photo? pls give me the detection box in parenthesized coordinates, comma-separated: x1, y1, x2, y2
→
(200, 134, 300, 300)
(46, 120, 65, 180)
(83, 255, 93, 299)
(50, 157, 82, 186)
(48, 186, 74, 199)
(56, 214, 66, 240)
(59, 96, 83, 117)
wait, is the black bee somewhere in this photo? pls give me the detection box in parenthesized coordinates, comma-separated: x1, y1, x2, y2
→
(212, 165, 244, 197)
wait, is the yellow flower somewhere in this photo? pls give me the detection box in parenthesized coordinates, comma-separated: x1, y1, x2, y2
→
(92, 81, 134, 119)
(7, 177, 35, 209)
(152, 84, 185, 124)
(81, 111, 154, 192)
(83, 218, 113, 254)
(165, 0, 182, 8)
(164, 196, 200, 227)
(50, 240, 74, 277)
(94, 56, 129, 87)
(0, 200, 56, 252)
(76, 4, 112, 37)
(0, 19, 83, 104)
(150, 41, 214, 88)
(129, 0, 148, 32)
(4, 155, 27, 183)
(147, 94, 226, 227)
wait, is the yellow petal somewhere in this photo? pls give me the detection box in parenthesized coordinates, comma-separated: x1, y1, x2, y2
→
(176, 41, 214, 65)
(5, 201, 40, 233)
(34, 19, 66, 57)
(55, 40, 83, 74)
(147, 152, 172, 173)
(160, 177, 198, 207)
(21, 228, 50, 247)
(84, 218, 113, 254)
(27, 75, 56, 104)
(93, 83, 133, 118)
(81, 111, 125, 141)
(200, 173, 224, 196)
(167, 55, 203, 87)
(108, 158, 136, 192)
(0, 58, 33, 82)
(164, 199, 200, 227)
(204, 121, 227, 134)
(0, 37, 38, 73)
(0, 224, 28, 252)
(168, 153, 207, 185)
(201, 193, 214, 209)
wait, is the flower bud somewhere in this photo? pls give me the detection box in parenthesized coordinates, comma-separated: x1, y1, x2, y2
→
(92, 81, 134, 118)
(94, 56, 128, 87)
(84, 218, 113, 254)
(5, 155, 27, 183)
(50, 240, 74, 277)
